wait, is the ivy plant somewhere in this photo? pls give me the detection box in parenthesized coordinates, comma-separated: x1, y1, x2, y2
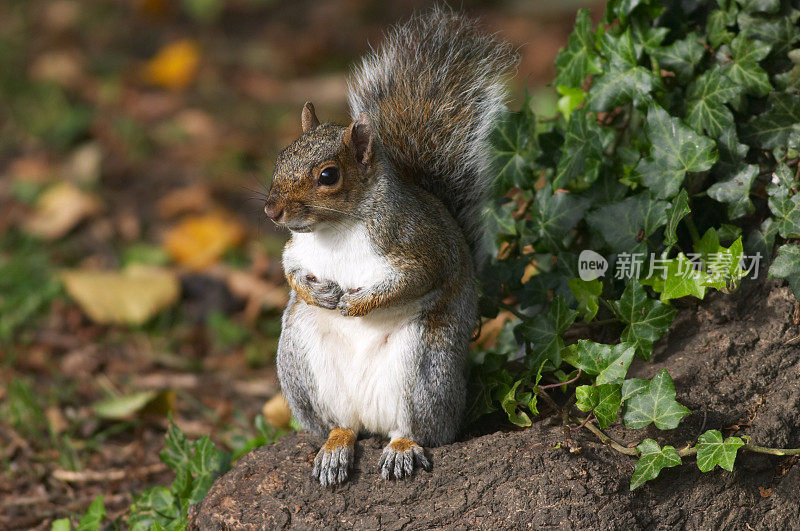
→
(477, 0, 800, 490)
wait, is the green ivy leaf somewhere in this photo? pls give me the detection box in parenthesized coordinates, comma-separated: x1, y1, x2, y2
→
(563, 340, 636, 385)
(664, 189, 690, 250)
(76, 495, 105, 531)
(188, 436, 224, 504)
(720, 36, 771, 96)
(516, 296, 579, 368)
(661, 253, 709, 300)
(707, 9, 736, 48)
(621, 378, 650, 401)
(768, 244, 800, 300)
(556, 85, 586, 120)
(768, 193, 800, 238)
(567, 278, 602, 321)
(589, 30, 660, 111)
(623, 369, 690, 429)
(707, 164, 758, 219)
(743, 92, 800, 150)
(501, 380, 532, 427)
(614, 281, 676, 360)
(491, 103, 537, 189)
(766, 163, 796, 200)
(685, 67, 743, 138)
(636, 104, 717, 199)
(554, 107, 614, 188)
(528, 188, 591, 252)
(631, 22, 669, 57)
(737, 9, 800, 57)
(696, 429, 745, 472)
(587, 193, 669, 252)
(630, 439, 682, 490)
(575, 383, 622, 428)
(554, 9, 603, 88)
(159, 422, 192, 472)
(735, 0, 779, 14)
(652, 32, 706, 81)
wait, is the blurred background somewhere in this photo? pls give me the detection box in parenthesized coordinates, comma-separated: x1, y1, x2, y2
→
(0, 0, 598, 527)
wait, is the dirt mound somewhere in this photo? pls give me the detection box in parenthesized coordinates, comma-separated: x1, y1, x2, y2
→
(191, 281, 800, 529)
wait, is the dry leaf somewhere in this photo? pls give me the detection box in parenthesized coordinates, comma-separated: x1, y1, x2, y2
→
(7, 156, 54, 183)
(93, 389, 175, 419)
(45, 407, 68, 435)
(30, 50, 85, 88)
(262, 393, 291, 429)
(157, 184, 212, 218)
(164, 212, 244, 270)
(64, 142, 102, 185)
(475, 311, 514, 349)
(226, 268, 288, 321)
(61, 265, 180, 325)
(143, 39, 200, 90)
(24, 182, 102, 240)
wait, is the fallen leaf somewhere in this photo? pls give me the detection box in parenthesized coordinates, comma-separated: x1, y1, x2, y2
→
(226, 268, 288, 321)
(174, 109, 217, 139)
(30, 50, 85, 88)
(262, 393, 291, 429)
(143, 39, 200, 90)
(42, 0, 81, 32)
(164, 212, 244, 270)
(7, 156, 54, 183)
(24, 182, 102, 240)
(93, 389, 175, 420)
(61, 265, 180, 325)
(64, 142, 102, 185)
(46, 407, 68, 434)
(475, 311, 514, 348)
(157, 184, 212, 218)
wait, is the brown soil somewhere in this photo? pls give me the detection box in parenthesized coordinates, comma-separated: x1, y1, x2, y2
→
(191, 280, 800, 530)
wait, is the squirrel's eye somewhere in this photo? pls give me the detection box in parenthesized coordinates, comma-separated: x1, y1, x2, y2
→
(318, 166, 340, 186)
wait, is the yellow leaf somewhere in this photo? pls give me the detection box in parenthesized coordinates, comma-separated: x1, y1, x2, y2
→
(262, 392, 291, 429)
(143, 39, 200, 90)
(23, 182, 102, 240)
(61, 265, 180, 325)
(93, 389, 175, 420)
(164, 212, 244, 270)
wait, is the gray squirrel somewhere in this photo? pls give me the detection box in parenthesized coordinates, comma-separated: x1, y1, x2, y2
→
(263, 6, 518, 486)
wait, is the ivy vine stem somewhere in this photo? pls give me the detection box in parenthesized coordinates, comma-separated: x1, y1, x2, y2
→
(742, 445, 800, 456)
(567, 412, 800, 460)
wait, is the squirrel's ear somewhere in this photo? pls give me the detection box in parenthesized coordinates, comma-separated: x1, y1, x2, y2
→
(301, 101, 320, 133)
(344, 113, 374, 167)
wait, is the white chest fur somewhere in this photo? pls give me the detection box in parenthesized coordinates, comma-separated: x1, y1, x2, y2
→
(283, 222, 391, 292)
(283, 223, 417, 438)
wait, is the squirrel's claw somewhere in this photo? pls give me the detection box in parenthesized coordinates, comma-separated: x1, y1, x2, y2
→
(337, 289, 370, 317)
(312, 427, 356, 487)
(309, 280, 343, 310)
(312, 444, 354, 487)
(378, 439, 431, 480)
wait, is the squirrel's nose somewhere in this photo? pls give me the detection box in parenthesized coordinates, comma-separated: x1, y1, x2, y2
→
(264, 204, 283, 222)
(264, 202, 284, 222)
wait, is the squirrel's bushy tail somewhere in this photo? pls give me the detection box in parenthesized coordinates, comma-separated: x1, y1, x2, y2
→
(348, 6, 518, 265)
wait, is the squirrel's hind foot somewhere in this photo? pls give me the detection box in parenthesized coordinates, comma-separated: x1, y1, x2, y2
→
(313, 427, 356, 487)
(378, 438, 431, 480)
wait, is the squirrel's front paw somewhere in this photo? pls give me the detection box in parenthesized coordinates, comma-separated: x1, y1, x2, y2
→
(337, 288, 371, 317)
(313, 427, 355, 487)
(307, 276, 343, 310)
(378, 438, 431, 480)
